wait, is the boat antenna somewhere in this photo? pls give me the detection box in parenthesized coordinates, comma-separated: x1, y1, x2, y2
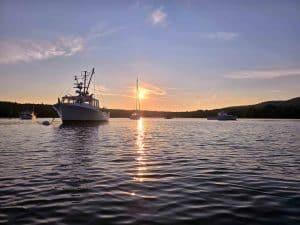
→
(86, 68, 95, 95)
(82, 71, 88, 95)
(137, 77, 140, 112)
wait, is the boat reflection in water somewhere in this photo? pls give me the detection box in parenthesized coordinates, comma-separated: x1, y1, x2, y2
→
(59, 120, 108, 129)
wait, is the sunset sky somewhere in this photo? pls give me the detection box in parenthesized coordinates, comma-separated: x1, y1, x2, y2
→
(1, 0, 300, 111)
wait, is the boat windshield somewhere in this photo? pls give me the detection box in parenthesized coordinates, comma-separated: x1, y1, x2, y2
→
(61, 95, 99, 108)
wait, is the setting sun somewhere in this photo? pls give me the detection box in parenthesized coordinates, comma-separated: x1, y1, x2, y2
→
(138, 88, 147, 100)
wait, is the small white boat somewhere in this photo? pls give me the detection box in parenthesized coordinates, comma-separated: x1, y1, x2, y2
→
(130, 112, 140, 120)
(20, 110, 36, 120)
(130, 77, 141, 120)
(207, 111, 237, 121)
(53, 68, 109, 123)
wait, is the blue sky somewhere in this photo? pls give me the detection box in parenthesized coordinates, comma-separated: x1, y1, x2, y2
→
(0, 0, 300, 110)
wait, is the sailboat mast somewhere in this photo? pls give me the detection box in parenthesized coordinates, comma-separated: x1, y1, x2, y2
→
(136, 77, 138, 111)
(137, 78, 140, 112)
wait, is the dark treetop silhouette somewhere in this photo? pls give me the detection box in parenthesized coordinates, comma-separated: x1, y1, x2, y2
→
(0, 97, 300, 119)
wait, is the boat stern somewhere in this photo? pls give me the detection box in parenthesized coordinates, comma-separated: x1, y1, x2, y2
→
(53, 101, 62, 118)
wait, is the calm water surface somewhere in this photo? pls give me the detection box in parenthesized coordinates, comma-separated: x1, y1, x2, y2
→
(1, 118, 300, 225)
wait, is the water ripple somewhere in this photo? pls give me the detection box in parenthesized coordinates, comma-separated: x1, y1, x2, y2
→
(0, 118, 300, 225)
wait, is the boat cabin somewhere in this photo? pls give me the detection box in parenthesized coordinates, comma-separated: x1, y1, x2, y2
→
(60, 94, 99, 108)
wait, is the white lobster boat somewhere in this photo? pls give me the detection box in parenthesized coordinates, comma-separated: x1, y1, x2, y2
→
(53, 68, 109, 123)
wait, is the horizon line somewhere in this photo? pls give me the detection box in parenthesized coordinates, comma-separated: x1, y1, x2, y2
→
(1, 96, 298, 113)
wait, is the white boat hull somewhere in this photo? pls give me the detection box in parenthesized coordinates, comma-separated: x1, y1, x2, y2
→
(53, 103, 109, 122)
(130, 112, 141, 120)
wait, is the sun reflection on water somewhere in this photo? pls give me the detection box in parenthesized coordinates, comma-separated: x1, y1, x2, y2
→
(134, 118, 146, 182)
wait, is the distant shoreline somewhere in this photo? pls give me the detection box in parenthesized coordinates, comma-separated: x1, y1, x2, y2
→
(1, 97, 300, 119)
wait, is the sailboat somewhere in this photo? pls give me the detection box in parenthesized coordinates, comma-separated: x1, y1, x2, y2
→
(130, 77, 141, 120)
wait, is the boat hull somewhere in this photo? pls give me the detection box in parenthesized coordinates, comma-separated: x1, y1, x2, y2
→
(207, 116, 237, 121)
(20, 115, 34, 120)
(130, 112, 141, 120)
(53, 103, 109, 122)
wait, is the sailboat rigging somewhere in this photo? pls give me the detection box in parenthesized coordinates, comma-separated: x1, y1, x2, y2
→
(130, 77, 141, 120)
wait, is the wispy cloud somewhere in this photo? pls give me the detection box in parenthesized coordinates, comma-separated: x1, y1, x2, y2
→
(226, 68, 300, 79)
(200, 32, 239, 41)
(140, 82, 166, 98)
(95, 82, 166, 99)
(94, 85, 133, 98)
(87, 25, 126, 40)
(151, 7, 167, 25)
(0, 37, 84, 64)
(0, 23, 125, 64)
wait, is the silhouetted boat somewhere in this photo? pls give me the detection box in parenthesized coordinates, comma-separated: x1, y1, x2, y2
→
(53, 68, 109, 123)
(19, 110, 36, 120)
(207, 111, 237, 121)
(130, 77, 141, 120)
(164, 115, 173, 119)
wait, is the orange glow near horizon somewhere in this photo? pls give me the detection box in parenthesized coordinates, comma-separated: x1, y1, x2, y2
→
(2, 81, 297, 112)
(4, 94, 291, 111)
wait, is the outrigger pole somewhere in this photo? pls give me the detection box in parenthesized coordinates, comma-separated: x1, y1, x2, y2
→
(86, 68, 95, 95)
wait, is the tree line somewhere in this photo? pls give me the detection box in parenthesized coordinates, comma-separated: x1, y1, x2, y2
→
(1, 97, 299, 118)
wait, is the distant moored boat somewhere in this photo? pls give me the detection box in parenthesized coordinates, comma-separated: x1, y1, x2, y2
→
(207, 111, 237, 121)
(19, 110, 36, 120)
(164, 114, 173, 119)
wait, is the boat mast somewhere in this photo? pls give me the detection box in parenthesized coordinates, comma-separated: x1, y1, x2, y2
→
(83, 71, 87, 95)
(135, 77, 138, 112)
(86, 68, 95, 95)
(136, 77, 140, 112)
(74, 75, 83, 96)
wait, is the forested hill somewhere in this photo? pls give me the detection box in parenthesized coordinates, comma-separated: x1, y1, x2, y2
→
(192, 97, 300, 119)
(0, 97, 300, 118)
